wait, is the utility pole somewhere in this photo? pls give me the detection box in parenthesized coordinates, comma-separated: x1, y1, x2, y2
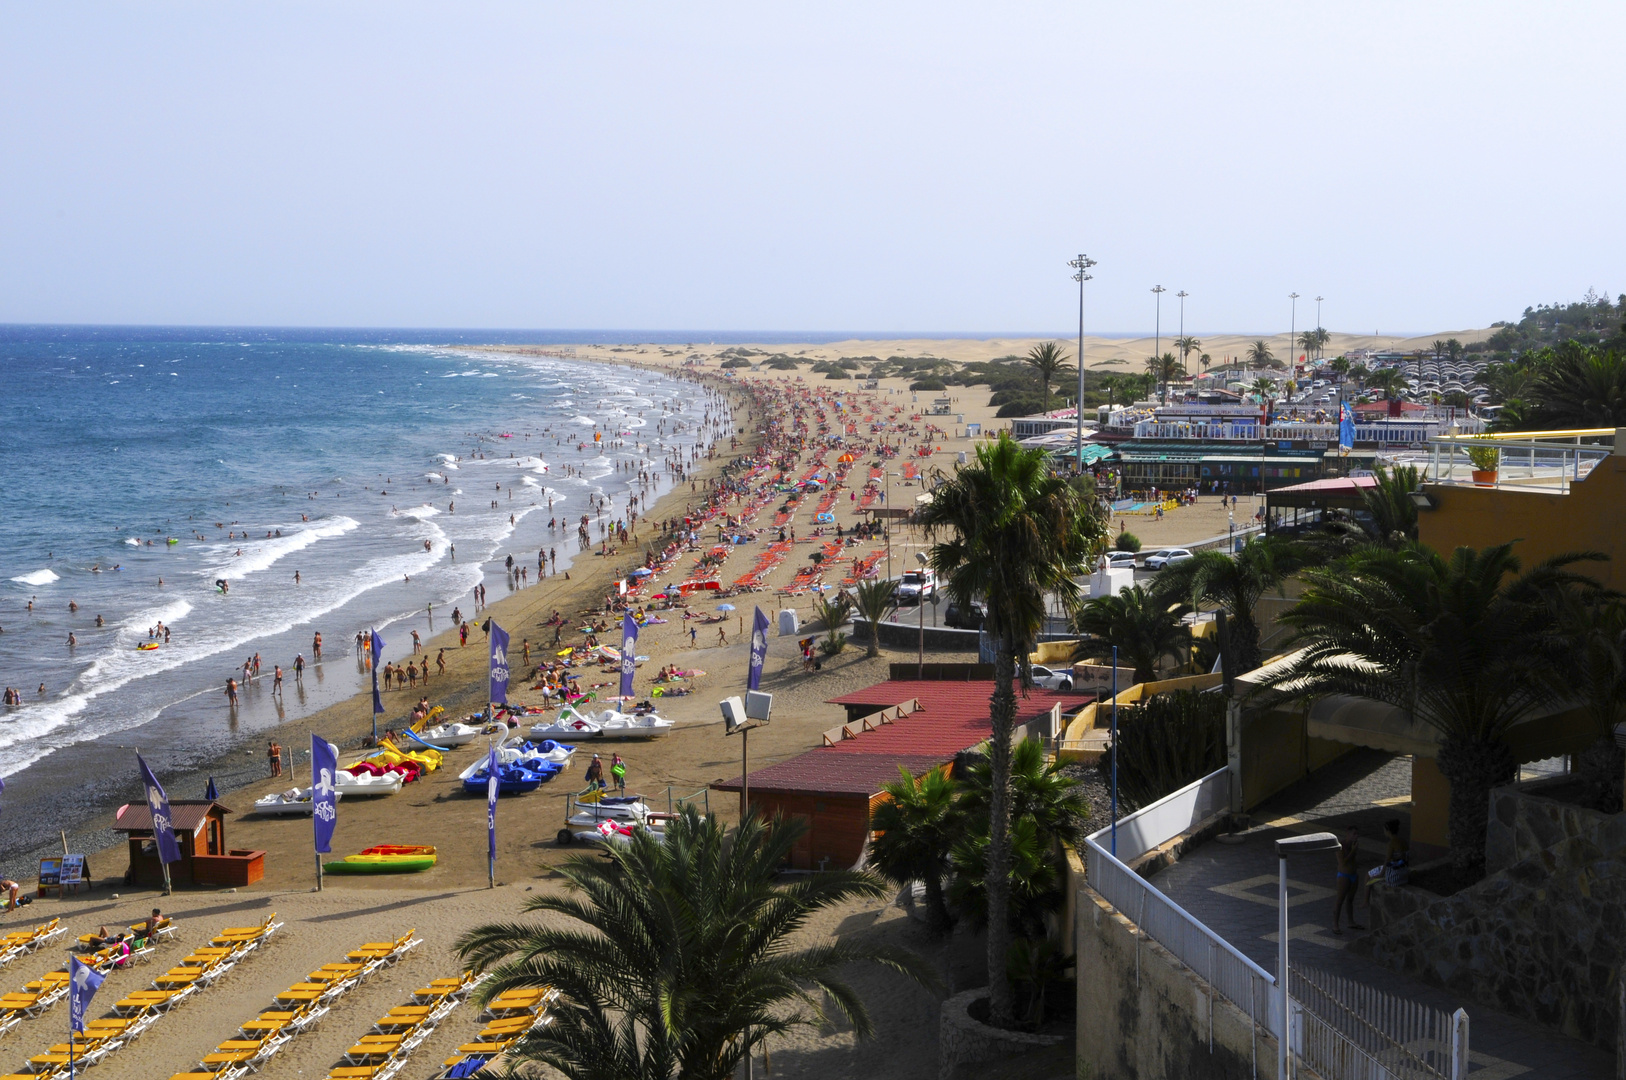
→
(1151, 285, 1167, 404)
(1070, 254, 1097, 474)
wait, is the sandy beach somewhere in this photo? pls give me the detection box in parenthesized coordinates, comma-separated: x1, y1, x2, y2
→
(0, 343, 1309, 1078)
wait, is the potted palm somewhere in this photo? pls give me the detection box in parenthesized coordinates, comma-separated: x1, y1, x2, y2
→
(1466, 437, 1500, 486)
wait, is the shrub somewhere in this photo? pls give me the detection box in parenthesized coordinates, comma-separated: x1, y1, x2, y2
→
(825, 369, 851, 380)
(1115, 531, 1141, 552)
(1101, 690, 1226, 811)
(910, 377, 948, 391)
(818, 632, 849, 656)
(766, 357, 799, 370)
(995, 395, 1051, 418)
(720, 357, 751, 369)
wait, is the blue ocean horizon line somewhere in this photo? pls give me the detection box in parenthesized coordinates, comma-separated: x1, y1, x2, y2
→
(0, 323, 1151, 346)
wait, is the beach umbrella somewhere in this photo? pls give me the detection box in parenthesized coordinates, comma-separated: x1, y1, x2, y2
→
(629, 567, 653, 577)
(717, 603, 736, 612)
(204, 776, 219, 801)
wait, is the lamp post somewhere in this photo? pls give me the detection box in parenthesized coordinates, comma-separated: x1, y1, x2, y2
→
(1314, 295, 1324, 361)
(1070, 254, 1097, 474)
(914, 552, 929, 677)
(1274, 831, 1341, 1079)
(1151, 285, 1167, 404)
(1176, 290, 1189, 401)
(1110, 644, 1119, 856)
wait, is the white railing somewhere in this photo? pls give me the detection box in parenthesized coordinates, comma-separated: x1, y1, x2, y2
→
(1426, 431, 1615, 494)
(1082, 766, 1471, 1080)
(1132, 420, 1484, 445)
(1084, 768, 1282, 1038)
(1092, 765, 1231, 864)
(1292, 966, 1468, 1080)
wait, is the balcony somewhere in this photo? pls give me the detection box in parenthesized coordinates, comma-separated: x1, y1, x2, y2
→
(1421, 428, 1620, 495)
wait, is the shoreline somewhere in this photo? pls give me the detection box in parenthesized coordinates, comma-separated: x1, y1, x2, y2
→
(0, 363, 758, 886)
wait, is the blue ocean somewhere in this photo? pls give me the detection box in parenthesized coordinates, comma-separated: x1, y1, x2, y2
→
(0, 326, 729, 844)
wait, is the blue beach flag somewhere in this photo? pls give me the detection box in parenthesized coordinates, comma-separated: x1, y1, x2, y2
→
(1338, 401, 1355, 451)
(618, 613, 638, 700)
(369, 628, 384, 722)
(68, 956, 104, 1034)
(748, 606, 770, 691)
(204, 776, 219, 801)
(486, 743, 499, 868)
(311, 734, 339, 854)
(136, 753, 180, 865)
(488, 620, 510, 707)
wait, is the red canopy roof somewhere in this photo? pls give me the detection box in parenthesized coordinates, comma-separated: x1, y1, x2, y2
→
(821, 680, 1078, 758)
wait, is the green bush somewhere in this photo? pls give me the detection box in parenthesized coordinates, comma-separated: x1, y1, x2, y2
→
(825, 368, 851, 379)
(818, 632, 848, 656)
(1101, 690, 1226, 811)
(910, 377, 948, 391)
(766, 357, 799, 370)
(995, 395, 1051, 418)
(1115, 531, 1141, 552)
(720, 357, 751, 369)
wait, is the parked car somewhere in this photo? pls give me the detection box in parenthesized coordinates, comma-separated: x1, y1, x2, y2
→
(1103, 551, 1138, 570)
(1143, 548, 1194, 571)
(1029, 664, 1075, 691)
(944, 601, 986, 630)
(896, 569, 937, 604)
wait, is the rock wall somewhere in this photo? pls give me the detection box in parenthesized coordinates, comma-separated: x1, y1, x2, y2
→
(1352, 798, 1626, 1052)
(1075, 885, 1280, 1080)
(1485, 781, 1611, 874)
(938, 989, 1066, 1080)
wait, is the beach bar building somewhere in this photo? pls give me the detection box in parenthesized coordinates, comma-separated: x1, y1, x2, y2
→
(714, 675, 1081, 870)
(112, 799, 265, 888)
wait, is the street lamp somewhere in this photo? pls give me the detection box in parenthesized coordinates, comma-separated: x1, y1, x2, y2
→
(1274, 831, 1341, 1079)
(1314, 296, 1324, 361)
(1176, 290, 1189, 401)
(1070, 254, 1097, 474)
(1151, 285, 1167, 405)
(914, 551, 929, 677)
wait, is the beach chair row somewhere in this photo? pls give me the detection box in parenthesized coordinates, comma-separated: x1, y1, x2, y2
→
(315, 970, 485, 1080)
(431, 985, 560, 1080)
(167, 929, 416, 1080)
(1, 916, 278, 1080)
(0, 926, 171, 1038)
(0, 921, 64, 971)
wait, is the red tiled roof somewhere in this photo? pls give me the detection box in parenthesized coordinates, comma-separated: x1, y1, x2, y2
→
(821, 680, 1076, 758)
(714, 753, 946, 796)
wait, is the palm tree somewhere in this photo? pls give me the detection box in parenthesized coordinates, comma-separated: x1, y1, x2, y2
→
(1024, 341, 1071, 409)
(852, 578, 898, 658)
(1152, 536, 1307, 675)
(870, 765, 960, 933)
(915, 433, 1101, 1027)
(1328, 356, 1351, 380)
(1174, 335, 1202, 374)
(1297, 331, 1321, 367)
(1315, 463, 1419, 551)
(1523, 342, 1626, 429)
(456, 807, 931, 1080)
(953, 737, 1089, 849)
(1368, 367, 1407, 401)
(1199, 352, 1212, 376)
(1312, 327, 1332, 360)
(1553, 599, 1626, 810)
(1145, 352, 1185, 404)
(1265, 543, 1607, 870)
(1248, 377, 1277, 406)
(1076, 584, 1193, 683)
(1246, 339, 1278, 369)
(812, 591, 854, 654)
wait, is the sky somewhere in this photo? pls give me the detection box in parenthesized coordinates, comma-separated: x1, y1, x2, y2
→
(2, 3, 1622, 336)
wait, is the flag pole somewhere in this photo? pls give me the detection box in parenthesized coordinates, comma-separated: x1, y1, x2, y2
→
(315, 849, 323, 892)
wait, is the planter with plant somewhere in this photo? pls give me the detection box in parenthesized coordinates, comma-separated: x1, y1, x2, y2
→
(1466, 437, 1500, 485)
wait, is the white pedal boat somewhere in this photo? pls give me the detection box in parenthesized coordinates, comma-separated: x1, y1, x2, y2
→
(534, 706, 672, 741)
(253, 787, 343, 816)
(333, 770, 405, 797)
(460, 741, 576, 781)
(411, 721, 484, 748)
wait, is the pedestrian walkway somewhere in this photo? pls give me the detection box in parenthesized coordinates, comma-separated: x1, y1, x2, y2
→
(1148, 749, 1613, 1079)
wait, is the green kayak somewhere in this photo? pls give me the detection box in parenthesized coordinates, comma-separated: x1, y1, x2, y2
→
(323, 854, 436, 874)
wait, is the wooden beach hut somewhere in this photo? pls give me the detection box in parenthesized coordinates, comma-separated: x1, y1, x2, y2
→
(112, 799, 265, 888)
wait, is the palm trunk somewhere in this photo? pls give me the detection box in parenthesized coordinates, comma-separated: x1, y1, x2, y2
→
(985, 641, 1017, 1027)
(1230, 613, 1262, 676)
(1435, 735, 1515, 872)
(1576, 734, 1624, 813)
(922, 871, 953, 936)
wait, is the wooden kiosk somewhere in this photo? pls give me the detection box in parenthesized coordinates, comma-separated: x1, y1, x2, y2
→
(113, 799, 265, 888)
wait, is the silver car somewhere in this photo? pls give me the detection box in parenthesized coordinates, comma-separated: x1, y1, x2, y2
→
(1143, 548, 1193, 571)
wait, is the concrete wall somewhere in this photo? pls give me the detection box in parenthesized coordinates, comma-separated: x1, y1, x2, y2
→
(1419, 454, 1626, 593)
(1076, 885, 1281, 1080)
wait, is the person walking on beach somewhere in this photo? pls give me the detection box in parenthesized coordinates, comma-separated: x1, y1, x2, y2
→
(689, 625, 698, 647)
(411, 629, 421, 653)
(313, 632, 322, 660)
(272, 666, 284, 696)
(459, 623, 469, 647)
(226, 678, 238, 708)
(583, 754, 605, 790)
(717, 626, 727, 647)
(294, 654, 304, 681)
(437, 648, 447, 676)
(610, 753, 626, 795)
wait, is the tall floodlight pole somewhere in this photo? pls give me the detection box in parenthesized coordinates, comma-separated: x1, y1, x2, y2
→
(1151, 285, 1167, 404)
(1070, 254, 1097, 474)
(1315, 295, 1324, 360)
(1176, 290, 1189, 401)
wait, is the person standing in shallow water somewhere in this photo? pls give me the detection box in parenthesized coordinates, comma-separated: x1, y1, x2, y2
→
(225, 678, 238, 707)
